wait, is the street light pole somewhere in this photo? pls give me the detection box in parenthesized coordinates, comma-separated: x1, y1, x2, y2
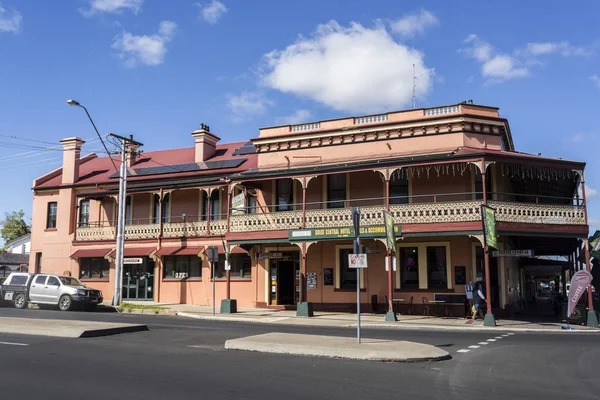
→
(67, 100, 142, 308)
(109, 133, 143, 307)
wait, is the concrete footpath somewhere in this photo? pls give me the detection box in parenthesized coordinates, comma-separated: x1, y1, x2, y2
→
(225, 332, 450, 362)
(129, 302, 600, 333)
(0, 317, 148, 338)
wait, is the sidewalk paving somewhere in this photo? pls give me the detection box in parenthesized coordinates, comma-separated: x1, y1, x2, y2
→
(126, 301, 600, 333)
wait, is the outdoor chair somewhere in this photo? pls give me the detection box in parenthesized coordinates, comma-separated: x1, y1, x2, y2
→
(422, 297, 430, 316)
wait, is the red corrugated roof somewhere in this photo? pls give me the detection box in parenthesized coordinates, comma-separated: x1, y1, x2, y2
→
(108, 247, 156, 257)
(155, 246, 204, 256)
(70, 248, 112, 259)
(454, 147, 583, 165)
(35, 141, 256, 189)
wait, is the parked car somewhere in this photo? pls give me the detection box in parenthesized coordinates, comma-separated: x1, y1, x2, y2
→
(0, 272, 103, 311)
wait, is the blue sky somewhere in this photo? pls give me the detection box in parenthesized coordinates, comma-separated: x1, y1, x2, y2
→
(1, 0, 599, 233)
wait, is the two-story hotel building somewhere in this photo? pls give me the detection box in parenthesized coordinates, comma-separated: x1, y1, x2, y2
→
(29, 103, 591, 317)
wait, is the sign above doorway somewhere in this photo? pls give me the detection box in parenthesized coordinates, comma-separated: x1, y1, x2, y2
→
(491, 250, 534, 258)
(123, 257, 143, 264)
(256, 252, 283, 260)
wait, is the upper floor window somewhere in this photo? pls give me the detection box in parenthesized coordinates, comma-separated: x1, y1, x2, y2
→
(46, 202, 57, 229)
(125, 196, 132, 225)
(202, 190, 221, 221)
(327, 174, 346, 209)
(162, 193, 170, 223)
(276, 179, 294, 212)
(79, 200, 90, 228)
(247, 192, 257, 214)
(152, 194, 160, 224)
(390, 172, 409, 205)
(474, 170, 493, 200)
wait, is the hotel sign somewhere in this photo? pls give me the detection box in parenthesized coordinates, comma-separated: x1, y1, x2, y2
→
(491, 250, 534, 258)
(288, 225, 401, 241)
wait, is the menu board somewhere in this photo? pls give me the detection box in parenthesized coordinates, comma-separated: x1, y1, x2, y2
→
(323, 268, 334, 286)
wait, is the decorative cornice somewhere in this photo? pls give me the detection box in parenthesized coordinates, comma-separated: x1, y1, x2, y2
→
(253, 117, 508, 154)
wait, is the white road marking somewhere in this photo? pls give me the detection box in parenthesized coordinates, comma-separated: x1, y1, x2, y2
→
(501, 334, 510, 337)
(188, 344, 222, 351)
(457, 349, 470, 353)
(494, 336, 504, 339)
(0, 341, 29, 346)
(487, 338, 497, 342)
(507, 333, 515, 335)
(468, 345, 480, 349)
(478, 342, 489, 345)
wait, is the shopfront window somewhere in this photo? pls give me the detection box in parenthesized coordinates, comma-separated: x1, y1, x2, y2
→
(163, 256, 202, 279)
(79, 257, 110, 280)
(215, 253, 252, 279)
(400, 247, 419, 288)
(426, 246, 447, 289)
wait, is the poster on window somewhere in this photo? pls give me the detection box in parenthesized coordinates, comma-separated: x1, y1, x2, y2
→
(454, 266, 466, 285)
(307, 272, 317, 289)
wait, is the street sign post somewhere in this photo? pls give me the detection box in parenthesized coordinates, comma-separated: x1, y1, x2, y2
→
(351, 207, 362, 344)
(208, 246, 218, 315)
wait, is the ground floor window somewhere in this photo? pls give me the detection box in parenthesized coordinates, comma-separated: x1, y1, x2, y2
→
(400, 247, 419, 288)
(79, 257, 110, 280)
(215, 253, 252, 279)
(163, 256, 202, 279)
(427, 246, 447, 289)
(338, 248, 355, 289)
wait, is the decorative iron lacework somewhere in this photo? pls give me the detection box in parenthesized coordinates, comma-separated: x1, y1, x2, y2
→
(500, 163, 578, 181)
(488, 201, 586, 225)
(124, 224, 160, 240)
(391, 163, 477, 180)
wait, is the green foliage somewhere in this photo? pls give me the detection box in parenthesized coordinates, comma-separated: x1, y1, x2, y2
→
(0, 210, 30, 249)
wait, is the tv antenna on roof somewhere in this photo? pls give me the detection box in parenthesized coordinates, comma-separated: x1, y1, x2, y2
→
(412, 64, 433, 109)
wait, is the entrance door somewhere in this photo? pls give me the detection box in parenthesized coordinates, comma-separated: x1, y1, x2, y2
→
(277, 261, 295, 305)
(122, 259, 155, 301)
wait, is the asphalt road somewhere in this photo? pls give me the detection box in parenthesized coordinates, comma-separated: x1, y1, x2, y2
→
(0, 307, 599, 400)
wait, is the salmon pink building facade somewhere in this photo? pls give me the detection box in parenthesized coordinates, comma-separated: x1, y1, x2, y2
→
(29, 103, 592, 317)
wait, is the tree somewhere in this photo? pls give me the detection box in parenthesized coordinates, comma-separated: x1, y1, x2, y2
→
(0, 210, 31, 249)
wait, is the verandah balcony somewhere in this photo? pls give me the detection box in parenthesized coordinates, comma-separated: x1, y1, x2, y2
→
(74, 192, 586, 242)
(228, 192, 586, 233)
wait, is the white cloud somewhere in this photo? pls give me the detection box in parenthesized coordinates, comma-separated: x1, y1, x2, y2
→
(0, 4, 22, 33)
(227, 92, 272, 122)
(524, 41, 592, 57)
(390, 9, 438, 38)
(112, 21, 177, 67)
(197, 0, 227, 24)
(591, 74, 600, 88)
(275, 109, 312, 125)
(84, 0, 143, 15)
(461, 35, 528, 82)
(262, 21, 433, 114)
(579, 184, 597, 200)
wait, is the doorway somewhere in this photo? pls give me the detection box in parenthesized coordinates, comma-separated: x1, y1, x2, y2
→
(268, 251, 300, 306)
(122, 258, 155, 301)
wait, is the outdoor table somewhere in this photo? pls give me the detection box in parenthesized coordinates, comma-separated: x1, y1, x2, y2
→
(392, 298, 404, 314)
(429, 300, 445, 316)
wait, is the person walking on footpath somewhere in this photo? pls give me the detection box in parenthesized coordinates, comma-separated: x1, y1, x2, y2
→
(471, 281, 486, 320)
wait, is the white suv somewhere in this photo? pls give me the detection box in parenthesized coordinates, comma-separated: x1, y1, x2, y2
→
(26, 274, 103, 311)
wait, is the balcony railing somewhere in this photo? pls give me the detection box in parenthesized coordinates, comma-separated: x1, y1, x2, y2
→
(75, 192, 587, 241)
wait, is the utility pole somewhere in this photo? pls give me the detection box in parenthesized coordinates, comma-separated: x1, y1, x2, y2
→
(109, 133, 143, 307)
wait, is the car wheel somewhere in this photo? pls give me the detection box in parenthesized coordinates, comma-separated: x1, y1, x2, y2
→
(59, 295, 72, 312)
(13, 293, 27, 309)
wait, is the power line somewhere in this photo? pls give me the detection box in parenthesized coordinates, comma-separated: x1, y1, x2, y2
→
(0, 136, 103, 161)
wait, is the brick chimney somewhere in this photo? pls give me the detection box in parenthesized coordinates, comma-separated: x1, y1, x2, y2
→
(191, 124, 220, 162)
(126, 143, 141, 168)
(60, 137, 85, 184)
